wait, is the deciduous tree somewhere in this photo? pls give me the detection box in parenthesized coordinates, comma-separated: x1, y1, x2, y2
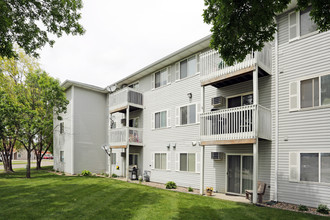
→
(203, 0, 330, 65)
(0, 0, 85, 58)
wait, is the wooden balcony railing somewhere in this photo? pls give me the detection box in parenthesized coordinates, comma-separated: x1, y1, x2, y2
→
(200, 105, 271, 144)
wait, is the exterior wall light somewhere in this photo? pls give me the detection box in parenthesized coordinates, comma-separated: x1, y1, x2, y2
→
(187, 93, 192, 99)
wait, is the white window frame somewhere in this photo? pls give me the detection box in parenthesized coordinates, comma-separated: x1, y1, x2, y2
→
(152, 109, 171, 130)
(288, 8, 318, 42)
(60, 151, 64, 162)
(111, 153, 117, 165)
(60, 122, 64, 134)
(175, 103, 200, 126)
(290, 151, 330, 184)
(152, 152, 170, 170)
(175, 54, 200, 82)
(128, 81, 139, 90)
(151, 67, 171, 90)
(129, 117, 139, 128)
(290, 73, 330, 111)
(226, 92, 253, 108)
(175, 152, 200, 173)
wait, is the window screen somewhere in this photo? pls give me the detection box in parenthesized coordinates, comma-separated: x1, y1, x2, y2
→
(300, 153, 319, 182)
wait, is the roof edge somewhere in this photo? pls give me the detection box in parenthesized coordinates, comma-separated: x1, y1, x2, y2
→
(61, 80, 108, 94)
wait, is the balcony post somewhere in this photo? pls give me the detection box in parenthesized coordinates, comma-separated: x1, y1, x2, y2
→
(200, 86, 205, 195)
(126, 107, 130, 181)
(252, 66, 259, 204)
(109, 147, 112, 178)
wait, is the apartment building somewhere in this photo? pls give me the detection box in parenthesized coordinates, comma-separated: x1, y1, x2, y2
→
(54, 3, 330, 207)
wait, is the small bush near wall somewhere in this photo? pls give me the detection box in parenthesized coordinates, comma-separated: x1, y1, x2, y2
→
(317, 204, 329, 214)
(298, 205, 308, 212)
(111, 174, 118, 178)
(81, 170, 92, 176)
(165, 181, 177, 189)
(188, 187, 193, 192)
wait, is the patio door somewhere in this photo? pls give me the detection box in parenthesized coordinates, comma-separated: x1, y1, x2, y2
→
(227, 155, 253, 195)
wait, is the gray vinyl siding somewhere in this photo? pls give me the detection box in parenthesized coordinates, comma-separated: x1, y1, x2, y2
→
(54, 87, 73, 173)
(143, 71, 201, 188)
(73, 87, 107, 174)
(276, 11, 330, 207)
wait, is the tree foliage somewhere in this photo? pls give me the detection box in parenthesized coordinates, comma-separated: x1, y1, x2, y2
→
(0, 0, 85, 58)
(17, 71, 68, 177)
(203, 0, 330, 65)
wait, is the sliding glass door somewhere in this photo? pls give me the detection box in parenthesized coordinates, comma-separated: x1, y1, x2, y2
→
(227, 155, 253, 195)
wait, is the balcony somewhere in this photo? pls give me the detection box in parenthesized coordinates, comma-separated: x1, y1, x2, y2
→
(109, 87, 143, 113)
(200, 105, 271, 145)
(200, 43, 272, 88)
(109, 127, 143, 147)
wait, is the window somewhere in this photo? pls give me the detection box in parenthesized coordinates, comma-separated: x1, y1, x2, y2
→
(155, 111, 167, 129)
(129, 154, 138, 166)
(301, 77, 319, 108)
(60, 122, 64, 134)
(228, 94, 253, 108)
(179, 153, 195, 172)
(290, 74, 330, 111)
(155, 68, 168, 88)
(111, 153, 116, 165)
(60, 151, 64, 162)
(129, 117, 139, 128)
(180, 56, 197, 79)
(178, 104, 197, 125)
(154, 153, 167, 170)
(300, 153, 319, 182)
(128, 82, 139, 89)
(289, 7, 317, 41)
(290, 152, 330, 183)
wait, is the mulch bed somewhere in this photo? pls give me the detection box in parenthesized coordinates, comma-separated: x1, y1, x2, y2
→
(263, 201, 330, 217)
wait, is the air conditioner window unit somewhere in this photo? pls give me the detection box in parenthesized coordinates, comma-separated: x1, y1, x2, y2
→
(211, 96, 225, 107)
(211, 152, 225, 160)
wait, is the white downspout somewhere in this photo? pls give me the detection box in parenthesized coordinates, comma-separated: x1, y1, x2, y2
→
(71, 86, 75, 174)
(274, 17, 279, 202)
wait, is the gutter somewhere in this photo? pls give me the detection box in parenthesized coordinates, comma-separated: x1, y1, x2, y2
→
(274, 17, 279, 202)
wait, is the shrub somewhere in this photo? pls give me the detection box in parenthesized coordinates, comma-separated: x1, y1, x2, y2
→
(81, 170, 92, 176)
(317, 204, 329, 214)
(188, 187, 193, 192)
(61, 172, 65, 176)
(101, 172, 105, 176)
(165, 181, 177, 189)
(77, 174, 81, 177)
(111, 173, 118, 178)
(139, 177, 143, 184)
(105, 173, 109, 177)
(298, 205, 308, 211)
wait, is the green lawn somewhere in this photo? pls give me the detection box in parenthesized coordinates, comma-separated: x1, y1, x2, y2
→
(0, 167, 326, 220)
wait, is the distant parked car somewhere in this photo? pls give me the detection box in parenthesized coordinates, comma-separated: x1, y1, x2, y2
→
(43, 154, 53, 159)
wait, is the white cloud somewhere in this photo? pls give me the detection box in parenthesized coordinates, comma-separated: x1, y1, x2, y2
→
(38, 0, 211, 87)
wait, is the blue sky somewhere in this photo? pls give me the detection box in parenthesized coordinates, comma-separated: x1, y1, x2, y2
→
(38, 0, 210, 88)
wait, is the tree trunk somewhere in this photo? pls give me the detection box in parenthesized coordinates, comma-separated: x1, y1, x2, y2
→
(36, 159, 41, 170)
(1, 148, 14, 173)
(26, 149, 31, 178)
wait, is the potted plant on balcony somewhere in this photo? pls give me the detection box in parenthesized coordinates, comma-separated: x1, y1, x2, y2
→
(206, 187, 213, 196)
